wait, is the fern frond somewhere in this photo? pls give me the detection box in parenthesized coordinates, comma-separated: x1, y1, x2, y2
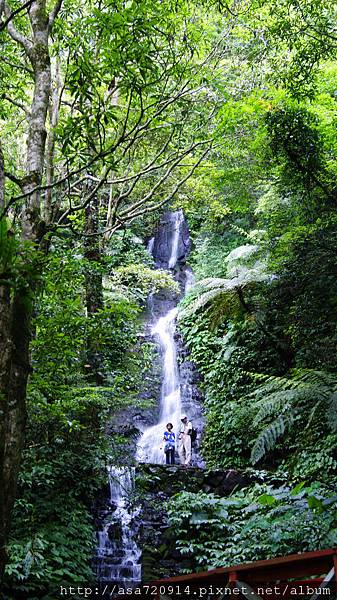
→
(294, 369, 337, 387)
(249, 371, 336, 401)
(248, 376, 300, 398)
(251, 412, 295, 464)
(249, 369, 337, 464)
(253, 392, 298, 424)
(327, 392, 337, 432)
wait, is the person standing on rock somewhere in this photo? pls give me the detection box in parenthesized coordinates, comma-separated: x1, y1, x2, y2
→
(163, 423, 176, 465)
(178, 414, 192, 466)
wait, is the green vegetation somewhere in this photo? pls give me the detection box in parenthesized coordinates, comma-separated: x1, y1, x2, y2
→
(167, 0, 337, 570)
(167, 482, 337, 571)
(1, 0, 337, 594)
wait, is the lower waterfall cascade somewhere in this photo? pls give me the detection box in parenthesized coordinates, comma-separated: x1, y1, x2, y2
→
(95, 209, 204, 586)
(94, 466, 141, 585)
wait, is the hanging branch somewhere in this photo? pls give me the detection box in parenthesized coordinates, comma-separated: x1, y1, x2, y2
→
(2, 1, 32, 55)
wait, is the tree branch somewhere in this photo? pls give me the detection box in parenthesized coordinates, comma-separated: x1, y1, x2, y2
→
(4, 170, 23, 187)
(56, 165, 113, 225)
(2, 94, 30, 116)
(0, 0, 33, 32)
(6, 80, 201, 207)
(3, 1, 32, 55)
(118, 139, 211, 220)
(106, 144, 212, 236)
(48, 0, 62, 29)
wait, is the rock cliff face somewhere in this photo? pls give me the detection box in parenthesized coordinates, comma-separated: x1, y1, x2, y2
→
(136, 465, 252, 581)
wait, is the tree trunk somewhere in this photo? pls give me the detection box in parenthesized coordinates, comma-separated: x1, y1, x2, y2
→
(0, 289, 32, 581)
(0, 140, 4, 210)
(0, 287, 11, 581)
(0, 144, 12, 577)
(84, 195, 104, 385)
(0, 0, 52, 579)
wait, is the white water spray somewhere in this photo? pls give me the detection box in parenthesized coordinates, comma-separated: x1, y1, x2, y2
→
(136, 307, 182, 463)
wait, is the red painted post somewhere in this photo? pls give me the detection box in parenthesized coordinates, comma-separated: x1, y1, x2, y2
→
(229, 571, 238, 583)
(332, 553, 337, 582)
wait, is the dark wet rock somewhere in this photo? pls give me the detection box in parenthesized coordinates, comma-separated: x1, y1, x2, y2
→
(108, 523, 122, 541)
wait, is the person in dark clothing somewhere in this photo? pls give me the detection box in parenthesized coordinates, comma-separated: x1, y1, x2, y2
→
(163, 423, 175, 465)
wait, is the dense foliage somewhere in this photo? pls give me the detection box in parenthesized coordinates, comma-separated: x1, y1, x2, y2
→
(168, 481, 337, 571)
(167, 0, 337, 572)
(3, 232, 172, 597)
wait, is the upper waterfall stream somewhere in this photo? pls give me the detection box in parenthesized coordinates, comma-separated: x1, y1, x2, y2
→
(136, 209, 196, 465)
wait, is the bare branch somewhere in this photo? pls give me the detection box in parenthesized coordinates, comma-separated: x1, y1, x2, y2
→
(118, 139, 211, 219)
(100, 146, 212, 241)
(7, 80, 201, 206)
(4, 170, 23, 187)
(2, 94, 30, 116)
(57, 165, 113, 225)
(1, 57, 34, 76)
(105, 145, 212, 237)
(107, 129, 175, 186)
(104, 132, 176, 233)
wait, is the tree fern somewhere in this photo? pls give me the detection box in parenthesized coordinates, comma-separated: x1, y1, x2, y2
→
(179, 271, 268, 325)
(178, 244, 269, 332)
(249, 370, 337, 464)
(253, 392, 297, 424)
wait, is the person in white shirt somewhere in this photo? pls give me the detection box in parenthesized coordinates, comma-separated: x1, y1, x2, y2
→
(178, 414, 192, 466)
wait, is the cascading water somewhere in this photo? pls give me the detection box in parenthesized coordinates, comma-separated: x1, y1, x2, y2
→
(136, 308, 182, 463)
(94, 467, 141, 585)
(136, 209, 191, 465)
(168, 210, 184, 269)
(95, 209, 202, 586)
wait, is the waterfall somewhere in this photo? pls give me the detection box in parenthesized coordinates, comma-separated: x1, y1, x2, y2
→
(136, 210, 191, 465)
(136, 308, 182, 464)
(95, 209, 202, 586)
(94, 467, 141, 584)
